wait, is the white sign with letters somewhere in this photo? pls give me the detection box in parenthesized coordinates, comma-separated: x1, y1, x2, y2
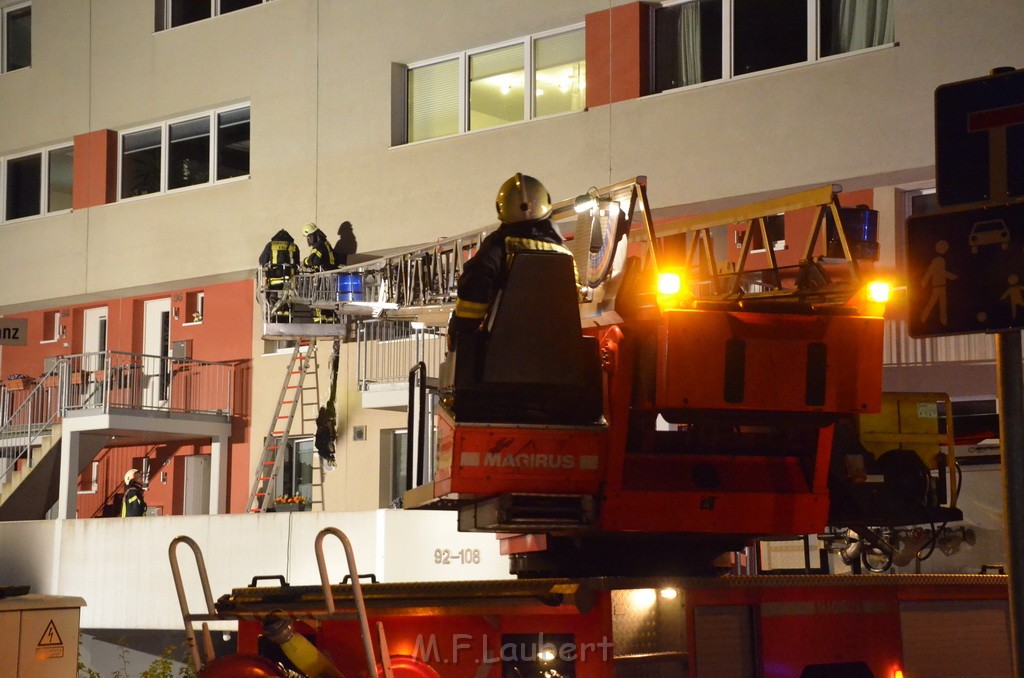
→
(0, 318, 27, 346)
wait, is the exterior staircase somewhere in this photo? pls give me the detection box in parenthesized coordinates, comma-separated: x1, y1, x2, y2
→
(0, 351, 234, 521)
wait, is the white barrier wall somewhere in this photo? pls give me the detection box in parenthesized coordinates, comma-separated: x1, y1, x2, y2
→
(0, 510, 510, 630)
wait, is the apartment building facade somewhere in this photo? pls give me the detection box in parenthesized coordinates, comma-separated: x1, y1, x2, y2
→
(1, 0, 1022, 520)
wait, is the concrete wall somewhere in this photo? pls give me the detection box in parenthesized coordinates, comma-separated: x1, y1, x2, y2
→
(0, 510, 511, 630)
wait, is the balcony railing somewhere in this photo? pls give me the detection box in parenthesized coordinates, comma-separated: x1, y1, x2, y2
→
(0, 351, 233, 483)
(60, 351, 233, 416)
(355, 320, 447, 391)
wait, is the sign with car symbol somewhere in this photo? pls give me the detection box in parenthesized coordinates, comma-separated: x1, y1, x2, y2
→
(907, 201, 1024, 337)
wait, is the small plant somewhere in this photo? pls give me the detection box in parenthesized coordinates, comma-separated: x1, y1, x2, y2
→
(274, 494, 309, 506)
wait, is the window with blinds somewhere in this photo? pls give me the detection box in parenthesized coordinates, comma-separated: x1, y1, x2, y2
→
(408, 59, 460, 143)
(403, 25, 586, 144)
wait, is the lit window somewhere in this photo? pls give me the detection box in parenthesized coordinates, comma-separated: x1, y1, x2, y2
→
(2, 2, 30, 73)
(819, 0, 894, 57)
(155, 0, 268, 31)
(470, 43, 525, 131)
(534, 28, 586, 118)
(403, 25, 585, 144)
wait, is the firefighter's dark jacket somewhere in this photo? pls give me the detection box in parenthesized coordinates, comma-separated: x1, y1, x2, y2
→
(304, 231, 338, 271)
(259, 230, 300, 282)
(121, 481, 147, 517)
(448, 218, 573, 342)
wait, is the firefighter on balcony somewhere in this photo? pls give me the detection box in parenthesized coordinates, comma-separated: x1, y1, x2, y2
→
(121, 469, 147, 517)
(448, 173, 574, 349)
(302, 222, 338, 323)
(259, 229, 300, 322)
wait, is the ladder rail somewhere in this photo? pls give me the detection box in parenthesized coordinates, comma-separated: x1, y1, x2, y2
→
(246, 339, 318, 512)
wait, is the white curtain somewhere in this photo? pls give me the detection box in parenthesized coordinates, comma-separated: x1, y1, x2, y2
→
(833, 0, 893, 53)
(678, 1, 703, 86)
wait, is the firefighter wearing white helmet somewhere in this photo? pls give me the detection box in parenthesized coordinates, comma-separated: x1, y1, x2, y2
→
(121, 468, 147, 517)
(448, 173, 574, 348)
(301, 222, 337, 272)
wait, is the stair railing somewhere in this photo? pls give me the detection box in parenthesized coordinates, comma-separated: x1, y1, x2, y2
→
(0, 359, 65, 483)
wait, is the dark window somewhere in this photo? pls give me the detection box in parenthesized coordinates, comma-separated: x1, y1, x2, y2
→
(156, 0, 267, 31)
(654, 0, 722, 93)
(47, 145, 74, 212)
(216, 107, 250, 180)
(910, 191, 940, 217)
(4, 4, 31, 72)
(5, 153, 41, 220)
(121, 127, 162, 198)
(168, 117, 210, 190)
(220, 0, 262, 13)
(733, 0, 806, 76)
(170, 0, 211, 28)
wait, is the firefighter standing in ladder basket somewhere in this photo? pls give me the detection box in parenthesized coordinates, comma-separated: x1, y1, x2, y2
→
(447, 173, 576, 349)
(302, 222, 339, 323)
(258, 229, 299, 322)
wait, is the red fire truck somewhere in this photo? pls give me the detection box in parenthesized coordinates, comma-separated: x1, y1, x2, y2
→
(177, 178, 988, 678)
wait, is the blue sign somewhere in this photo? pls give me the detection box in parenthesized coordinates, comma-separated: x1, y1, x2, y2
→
(935, 68, 1024, 206)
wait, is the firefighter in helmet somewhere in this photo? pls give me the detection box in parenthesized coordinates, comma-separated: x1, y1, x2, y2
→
(258, 229, 300, 322)
(448, 173, 575, 348)
(121, 469, 147, 517)
(302, 222, 337, 272)
(302, 222, 338, 323)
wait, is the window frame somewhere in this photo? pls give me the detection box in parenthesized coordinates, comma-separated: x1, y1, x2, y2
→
(117, 103, 251, 203)
(403, 23, 586, 145)
(1, 141, 74, 224)
(651, 0, 895, 96)
(1, 1, 31, 74)
(77, 461, 99, 495)
(41, 310, 60, 343)
(155, 0, 271, 32)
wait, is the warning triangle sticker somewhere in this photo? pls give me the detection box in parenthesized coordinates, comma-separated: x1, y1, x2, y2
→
(38, 620, 63, 647)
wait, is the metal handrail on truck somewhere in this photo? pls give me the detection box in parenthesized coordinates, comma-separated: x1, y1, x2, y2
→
(169, 528, 382, 676)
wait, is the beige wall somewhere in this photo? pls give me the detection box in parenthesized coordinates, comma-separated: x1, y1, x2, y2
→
(6, 1, 1024, 309)
(5, 0, 1024, 512)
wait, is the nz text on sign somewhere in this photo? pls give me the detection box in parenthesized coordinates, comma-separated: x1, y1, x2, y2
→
(0, 318, 27, 346)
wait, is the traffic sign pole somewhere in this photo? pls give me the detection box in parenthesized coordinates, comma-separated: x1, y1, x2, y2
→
(924, 68, 1024, 676)
(997, 330, 1024, 677)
